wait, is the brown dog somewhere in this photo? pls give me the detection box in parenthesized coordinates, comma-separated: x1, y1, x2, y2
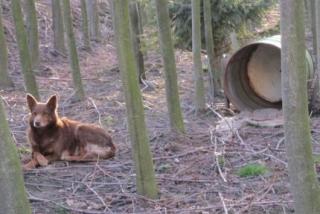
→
(24, 94, 116, 170)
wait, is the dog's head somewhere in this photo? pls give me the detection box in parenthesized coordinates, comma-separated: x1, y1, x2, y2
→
(26, 94, 58, 128)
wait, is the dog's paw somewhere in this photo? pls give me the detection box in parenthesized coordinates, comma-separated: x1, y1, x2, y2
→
(35, 154, 49, 166)
(23, 159, 37, 171)
(23, 165, 33, 171)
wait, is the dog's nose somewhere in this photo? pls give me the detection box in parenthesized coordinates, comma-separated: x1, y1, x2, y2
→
(35, 121, 40, 127)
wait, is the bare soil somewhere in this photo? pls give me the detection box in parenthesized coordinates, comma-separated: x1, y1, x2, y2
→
(2, 1, 319, 214)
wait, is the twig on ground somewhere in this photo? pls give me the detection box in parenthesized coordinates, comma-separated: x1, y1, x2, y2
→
(276, 137, 285, 149)
(208, 105, 245, 145)
(84, 182, 112, 213)
(153, 145, 214, 160)
(88, 97, 102, 126)
(219, 192, 229, 214)
(210, 128, 227, 182)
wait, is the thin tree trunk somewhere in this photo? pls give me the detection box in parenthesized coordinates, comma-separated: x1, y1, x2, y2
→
(112, 0, 158, 199)
(93, 0, 100, 41)
(129, 1, 146, 82)
(62, 0, 85, 101)
(137, 3, 144, 35)
(86, 0, 100, 42)
(192, 0, 206, 112)
(154, 0, 185, 133)
(0, 97, 32, 214)
(11, 0, 39, 99)
(203, 0, 217, 102)
(0, 0, 13, 89)
(80, 0, 91, 51)
(51, 0, 66, 54)
(310, 0, 320, 112)
(310, 0, 317, 57)
(229, 31, 240, 53)
(137, 3, 146, 58)
(280, 0, 320, 213)
(23, 0, 40, 67)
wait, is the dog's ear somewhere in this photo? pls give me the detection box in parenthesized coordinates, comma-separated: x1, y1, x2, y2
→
(26, 94, 38, 112)
(46, 95, 57, 112)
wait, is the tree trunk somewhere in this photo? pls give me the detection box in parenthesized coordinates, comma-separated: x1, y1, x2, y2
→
(129, 1, 146, 82)
(23, 0, 40, 68)
(310, 0, 317, 57)
(154, 0, 185, 133)
(192, 0, 206, 112)
(11, 0, 39, 99)
(229, 31, 240, 53)
(112, 0, 158, 199)
(0, 98, 32, 214)
(280, 0, 320, 213)
(86, 0, 100, 42)
(310, 0, 320, 113)
(51, 0, 66, 54)
(203, 0, 217, 102)
(0, 0, 13, 89)
(80, 0, 91, 51)
(62, 0, 85, 101)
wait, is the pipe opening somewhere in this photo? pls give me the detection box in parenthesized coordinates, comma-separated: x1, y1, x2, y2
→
(224, 35, 313, 111)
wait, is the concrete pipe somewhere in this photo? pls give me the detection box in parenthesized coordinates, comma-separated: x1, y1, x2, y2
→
(224, 35, 314, 111)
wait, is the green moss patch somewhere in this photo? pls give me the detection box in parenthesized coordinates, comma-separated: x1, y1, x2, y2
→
(238, 163, 268, 177)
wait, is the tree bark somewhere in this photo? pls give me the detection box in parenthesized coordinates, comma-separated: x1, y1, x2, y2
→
(86, 0, 100, 42)
(80, 0, 91, 51)
(62, 0, 85, 101)
(0, 97, 32, 214)
(0, 0, 13, 89)
(112, 0, 158, 199)
(229, 31, 240, 53)
(280, 0, 320, 213)
(129, 1, 146, 82)
(203, 0, 218, 102)
(51, 0, 66, 54)
(11, 0, 39, 99)
(310, 0, 317, 56)
(23, 0, 40, 68)
(192, 0, 206, 112)
(154, 0, 185, 133)
(310, 0, 320, 113)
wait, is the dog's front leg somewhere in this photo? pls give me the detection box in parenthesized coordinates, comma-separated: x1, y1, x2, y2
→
(34, 151, 49, 166)
(23, 146, 43, 170)
(23, 158, 38, 170)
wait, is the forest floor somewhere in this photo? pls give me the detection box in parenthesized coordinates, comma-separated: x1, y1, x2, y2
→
(2, 1, 319, 214)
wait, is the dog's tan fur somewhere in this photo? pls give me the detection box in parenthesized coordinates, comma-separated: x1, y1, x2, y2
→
(24, 94, 115, 170)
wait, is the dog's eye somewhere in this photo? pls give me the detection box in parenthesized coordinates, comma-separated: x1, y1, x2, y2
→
(32, 112, 37, 116)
